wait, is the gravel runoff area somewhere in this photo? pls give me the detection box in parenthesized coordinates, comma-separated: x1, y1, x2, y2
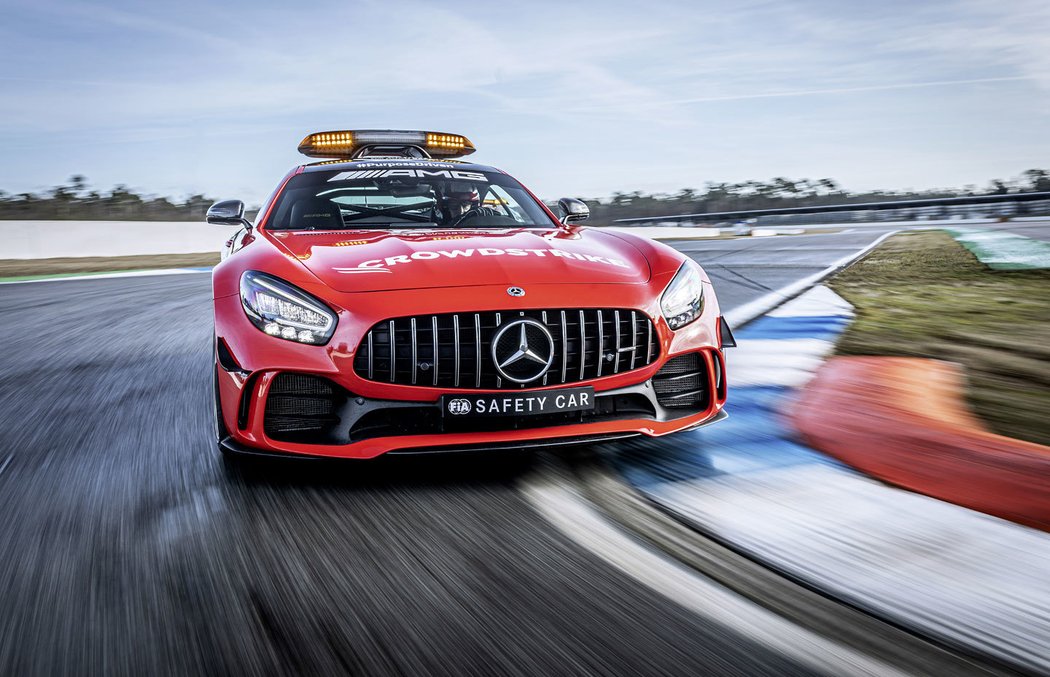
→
(828, 230, 1050, 446)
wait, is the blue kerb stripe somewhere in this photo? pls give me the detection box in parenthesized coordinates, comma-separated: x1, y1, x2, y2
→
(616, 385, 849, 489)
(738, 315, 851, 341)
(616, 299, 856, 489)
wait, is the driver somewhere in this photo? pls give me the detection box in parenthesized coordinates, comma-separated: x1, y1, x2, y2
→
(440, 181, 500, 226)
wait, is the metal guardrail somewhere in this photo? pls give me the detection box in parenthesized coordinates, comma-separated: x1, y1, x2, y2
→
(612, 191, 1050, 224)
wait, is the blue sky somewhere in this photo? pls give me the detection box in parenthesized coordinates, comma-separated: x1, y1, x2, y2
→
(1, 0, 1048, 204)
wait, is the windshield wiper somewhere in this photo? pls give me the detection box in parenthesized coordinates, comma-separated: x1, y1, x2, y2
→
(338, 202, 434, 223)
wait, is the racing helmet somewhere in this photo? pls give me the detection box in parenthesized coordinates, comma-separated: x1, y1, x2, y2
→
(442, 180, 480, 210)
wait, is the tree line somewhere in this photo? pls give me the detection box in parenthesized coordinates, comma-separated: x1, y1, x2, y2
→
(0, 175, 216, 221)
(579, 169, 1050, 225)
(2, 170, 1048, 224)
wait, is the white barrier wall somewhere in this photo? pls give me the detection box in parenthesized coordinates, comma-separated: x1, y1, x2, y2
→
(0, 221, 725, 259)
(0, 221, 234, 259)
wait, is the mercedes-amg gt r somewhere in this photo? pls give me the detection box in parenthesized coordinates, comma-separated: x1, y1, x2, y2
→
(210, 129, 734, 459)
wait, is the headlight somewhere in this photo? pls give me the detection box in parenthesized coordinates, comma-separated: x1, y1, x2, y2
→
(240, 271, 337, 344)
(661, 262, 704, 330)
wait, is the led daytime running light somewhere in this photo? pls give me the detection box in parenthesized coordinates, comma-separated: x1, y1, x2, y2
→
(661, 263, 705, 330)
(240, 271, 337, 345)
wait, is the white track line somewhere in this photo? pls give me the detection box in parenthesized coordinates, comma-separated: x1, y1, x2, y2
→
(521, 464, 904, 676)
(724, 230, 897, 328)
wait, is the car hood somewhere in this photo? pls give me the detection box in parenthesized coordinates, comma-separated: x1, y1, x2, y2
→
(267, 227, 651, 292)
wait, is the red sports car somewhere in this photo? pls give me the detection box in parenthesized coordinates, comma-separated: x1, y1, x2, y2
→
(209, 130, 733, 459)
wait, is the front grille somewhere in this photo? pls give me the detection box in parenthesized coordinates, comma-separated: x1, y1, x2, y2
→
(353, 308, 660, 390)
(264, 373, 346, 442)
(652, 353, 709, 409)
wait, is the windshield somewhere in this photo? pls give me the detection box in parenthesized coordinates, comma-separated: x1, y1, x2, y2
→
(265, 167, 557, 230)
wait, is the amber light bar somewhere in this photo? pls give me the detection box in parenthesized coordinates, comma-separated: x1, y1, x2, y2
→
(298, 130, 476, 159)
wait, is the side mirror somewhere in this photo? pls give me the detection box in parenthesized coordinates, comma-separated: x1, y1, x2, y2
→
(558, 197, 590, 225)
(207, 199, 252, 228)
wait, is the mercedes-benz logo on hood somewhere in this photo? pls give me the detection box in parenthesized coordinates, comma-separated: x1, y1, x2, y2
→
(491, 319, 554, 384)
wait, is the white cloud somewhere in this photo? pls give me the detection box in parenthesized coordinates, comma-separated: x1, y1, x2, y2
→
(0, 0, 1047, 199)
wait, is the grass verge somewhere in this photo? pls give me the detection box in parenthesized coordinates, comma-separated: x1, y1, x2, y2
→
(0, 253, 219, 280)
(829, 230, 1050, 446)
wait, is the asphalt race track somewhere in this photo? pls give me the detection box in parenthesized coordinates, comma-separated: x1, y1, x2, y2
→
(0, 224, 1039, 675)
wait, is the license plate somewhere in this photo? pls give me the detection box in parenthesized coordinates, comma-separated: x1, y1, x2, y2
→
(442, 387, 595, 418)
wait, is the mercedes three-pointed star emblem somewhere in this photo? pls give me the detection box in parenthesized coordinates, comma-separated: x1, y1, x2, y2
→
(490, 319, 555, 384)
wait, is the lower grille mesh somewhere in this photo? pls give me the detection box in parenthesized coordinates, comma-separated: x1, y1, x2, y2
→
(652, 353, 708, 409)
(264, 373, 345, 441)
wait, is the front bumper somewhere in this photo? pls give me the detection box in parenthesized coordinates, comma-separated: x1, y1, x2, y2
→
(216, 348, 727, 459)
(214, 282, 726, 459)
